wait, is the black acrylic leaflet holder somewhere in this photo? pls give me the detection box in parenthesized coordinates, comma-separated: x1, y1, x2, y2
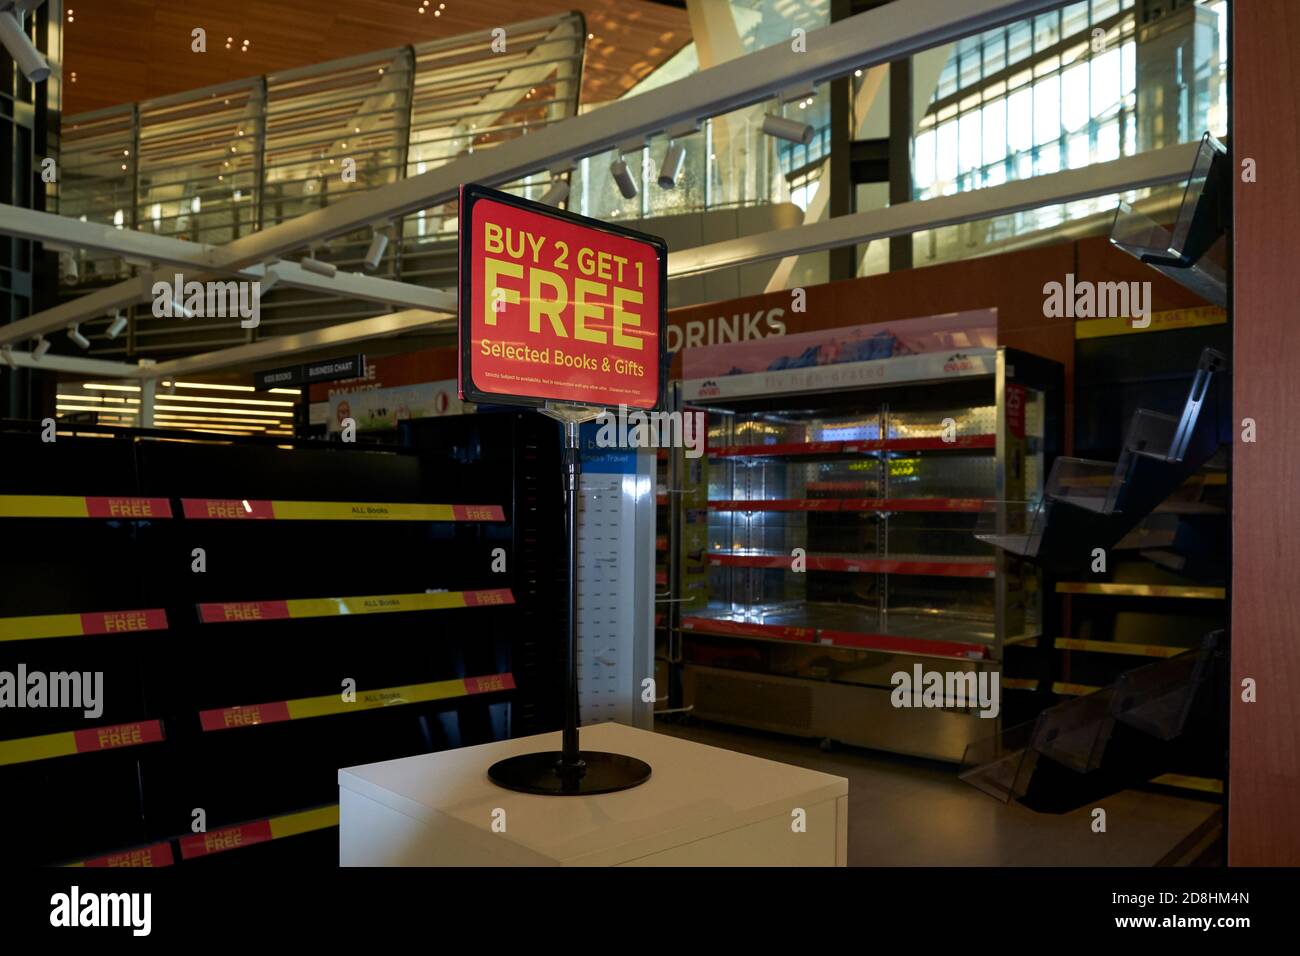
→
(458, 184, 666, 795)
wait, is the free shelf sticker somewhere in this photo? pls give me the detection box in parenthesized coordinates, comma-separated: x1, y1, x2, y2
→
(0, 608, 168, 644)
(196, 589, 515, 624)
(0, 719, 165, 767)
(0, 495, 173, 519)
(198, 674, 516, 731)
(180, 498, 505, 521)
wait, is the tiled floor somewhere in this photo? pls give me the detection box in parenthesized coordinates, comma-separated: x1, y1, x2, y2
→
(655, 718, 1220, 866)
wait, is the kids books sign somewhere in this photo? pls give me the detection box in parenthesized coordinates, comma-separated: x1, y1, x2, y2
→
(458, 184, 668, 411)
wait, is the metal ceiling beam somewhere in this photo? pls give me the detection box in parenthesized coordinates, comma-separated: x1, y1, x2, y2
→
(2, 350, 140, 377)
(140, 307, 453, 379)
(9, 0, 1068, 342)
(0, 205, 457, 343)
(667, 140, 1202, 278)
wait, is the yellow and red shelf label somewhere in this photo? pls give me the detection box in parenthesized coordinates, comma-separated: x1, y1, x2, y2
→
(0, 719, 165, 767)
(197, 588, 514, 624)
(708, 497, 991, 513)
(179, 805, 339, 860)
(1055, 582, 1226, 600)
(710, 435, 996, 458)
(68, 842, 175, 868)
(199, 672, 515, 731)
(181, 498, 505, 522)
(707, 552, 996, 578)
(0, 495, 172, 520)
(0, 608, 168, 644)
(681, 616, 989, 660)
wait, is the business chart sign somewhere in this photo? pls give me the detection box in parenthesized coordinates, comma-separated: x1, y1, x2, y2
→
(458, 184, 667, 411)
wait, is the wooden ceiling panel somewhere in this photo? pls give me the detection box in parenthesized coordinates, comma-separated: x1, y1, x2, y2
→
(62, 0, 692, 115)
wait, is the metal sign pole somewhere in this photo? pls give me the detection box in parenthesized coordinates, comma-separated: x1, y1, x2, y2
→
(486, 402, 653, 795)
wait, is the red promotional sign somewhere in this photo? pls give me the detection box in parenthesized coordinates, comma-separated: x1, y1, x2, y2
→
(458, 184, 667, 410)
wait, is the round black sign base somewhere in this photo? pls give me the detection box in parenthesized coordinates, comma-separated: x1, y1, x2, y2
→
(487, 750, 652, 796)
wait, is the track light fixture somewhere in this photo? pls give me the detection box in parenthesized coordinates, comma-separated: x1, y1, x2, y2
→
(658, 142, 685, 190)
(301, 246, 337, 278)
(363, 227, 390, 272)
(32, 336, 50, 360)
(0, 9, 50, 84)
(1, 346, 15, 369)
(762, 113, 814, 146)
(67, 323, 90, 350)
(610, 158, 637, 200)
(105, 311, 128, 340)
(540, 176, 570, 207)
(657, 121, 698, 191)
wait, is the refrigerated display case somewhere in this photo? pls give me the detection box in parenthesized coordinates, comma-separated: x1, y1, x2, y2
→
(674, 347, 1063, 760)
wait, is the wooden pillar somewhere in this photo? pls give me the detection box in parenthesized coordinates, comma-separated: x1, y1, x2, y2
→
(1229, 0, 1300, 866)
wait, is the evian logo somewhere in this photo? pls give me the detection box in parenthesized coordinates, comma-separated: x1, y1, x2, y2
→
(697, 379, 721, 398)
(943, 352, 975, 373)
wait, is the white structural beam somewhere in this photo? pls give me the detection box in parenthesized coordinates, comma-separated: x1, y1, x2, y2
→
(0, 205, 457, 344)
(2, 349, 139, 377)
(212, 0, 1068, 267)
(667, 140, 1202, 278)
(142, 307, 452, 379)
(7, 0, 1068, 341)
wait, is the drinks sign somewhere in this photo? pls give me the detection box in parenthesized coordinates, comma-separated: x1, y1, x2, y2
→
(458, 184, 668, 411)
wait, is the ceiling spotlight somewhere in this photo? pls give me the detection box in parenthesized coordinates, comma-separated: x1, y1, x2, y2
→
(0, 10, 52, 83)
(58, 250, 79, 285)
(105, 311, 128, 340)
(300, 253, 337, 278)
(610, 157, 637, 200)
(762, 113, 814, 145)
(67, 323, 91, 350)
(0, 346, 15, 369)
(363, 228, 391, 271)
(658, 141, 685, 190)
(540, 176, 570, 207)
(32, 336, 51, 360)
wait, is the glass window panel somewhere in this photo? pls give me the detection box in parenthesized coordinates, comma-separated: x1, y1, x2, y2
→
(1062, 62, 1090, 132)
(986, 162, 1007, 187)
(985, 31, 1006, 74)
(1091, 48, 1121, 117)
(1067, 131, 1090, 168)
(1008, 22, 1032, 66)
(1016, 152, 1033, 179)
(1121, 39, 1136, 95)
(961, 47, 982, 89)
(1034, 75, 1061, 146)
(1097, 118, 1121, 162)
(982, 97, 1007, 166)
(1094, 0, 1120, 19)
(1007, 87, 1033, 152)
(1034, 12, 1060, 52)
(938, 58, 958, 98)
(1062, 1, 1090, 38)
(936, 120, 958, 183)
(959, 111, 982, 172)
(914, 129, 937, 190)
(1037, 142, 1061, 175)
